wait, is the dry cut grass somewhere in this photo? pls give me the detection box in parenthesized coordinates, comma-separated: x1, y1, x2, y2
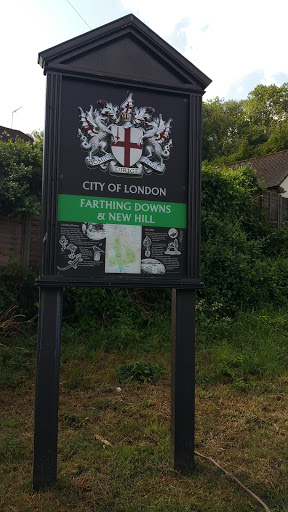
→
(0, 346, 287, 512)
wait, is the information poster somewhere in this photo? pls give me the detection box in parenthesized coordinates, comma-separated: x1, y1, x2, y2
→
(56, 80, 188, 279)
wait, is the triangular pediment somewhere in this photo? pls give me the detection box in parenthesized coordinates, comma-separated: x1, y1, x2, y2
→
(59, 34, 190, 87)
(39, 14, 211, 92)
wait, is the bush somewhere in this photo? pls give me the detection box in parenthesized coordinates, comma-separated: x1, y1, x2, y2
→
(198, 165, 288, 318)
(62, 287, 171, 352)
(116, 360, 163, 383)
(0, 262, 38, 319)
(63, 287, 171, 332)
(0, 135, 42, 217)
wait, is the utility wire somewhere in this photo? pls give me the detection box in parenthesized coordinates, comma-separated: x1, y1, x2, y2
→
(66, 0, 92, 30)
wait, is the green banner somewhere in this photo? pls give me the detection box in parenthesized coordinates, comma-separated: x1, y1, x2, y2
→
(57, 194, 187, 228)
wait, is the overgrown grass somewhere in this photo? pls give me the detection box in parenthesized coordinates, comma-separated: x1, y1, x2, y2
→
(0, 306, 288, 511)
(196, 307, 288, 390)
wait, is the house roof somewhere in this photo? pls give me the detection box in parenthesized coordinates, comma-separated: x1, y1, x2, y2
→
(38, 13, 211, 93)
(0, 126, 33, 144)
(229, 150, 288, 189)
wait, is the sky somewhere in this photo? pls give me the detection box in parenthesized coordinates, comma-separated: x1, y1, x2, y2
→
(1, 0, 288, 135)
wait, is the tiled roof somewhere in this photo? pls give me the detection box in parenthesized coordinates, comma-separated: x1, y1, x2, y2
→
(228, 150, 288, 189)
(0, 126, 33, 144)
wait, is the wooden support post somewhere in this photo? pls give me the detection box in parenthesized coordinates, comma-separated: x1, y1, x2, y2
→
(33, 287, 63, 490)
(171, 288, 195, 471)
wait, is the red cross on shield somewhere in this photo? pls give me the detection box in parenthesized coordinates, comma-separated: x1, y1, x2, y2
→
(111, 126, 143, 167)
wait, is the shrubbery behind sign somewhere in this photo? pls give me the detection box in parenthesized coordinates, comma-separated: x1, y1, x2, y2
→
(34, 14, 211, 490)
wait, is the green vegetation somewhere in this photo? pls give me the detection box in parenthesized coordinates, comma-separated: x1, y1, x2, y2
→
(196, 307, 288, 390)
(0, 131, 42, 217)
(200, 164, 288, 318)
(202, 83, 288, 164)
(116, 360, 163, 383)
(0, 262, 39, 317)
(1, 305, 288, 511)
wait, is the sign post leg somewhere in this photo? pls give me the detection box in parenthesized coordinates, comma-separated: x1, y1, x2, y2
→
(33, 287, 63, 490)
(171, 288, 195, 471)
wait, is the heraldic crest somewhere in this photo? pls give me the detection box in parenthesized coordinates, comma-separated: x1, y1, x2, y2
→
(78, 94, 172, 177)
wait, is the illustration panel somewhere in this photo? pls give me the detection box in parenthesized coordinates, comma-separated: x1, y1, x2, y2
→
(56, 222, 186, 277)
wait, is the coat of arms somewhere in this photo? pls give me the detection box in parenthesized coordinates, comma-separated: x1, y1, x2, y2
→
(78, 94, 172, 177)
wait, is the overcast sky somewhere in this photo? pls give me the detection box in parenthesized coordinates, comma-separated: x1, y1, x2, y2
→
(1, 0, 288, 134)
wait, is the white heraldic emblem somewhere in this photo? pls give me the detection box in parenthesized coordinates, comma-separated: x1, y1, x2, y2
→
(78, 93, 173, 177)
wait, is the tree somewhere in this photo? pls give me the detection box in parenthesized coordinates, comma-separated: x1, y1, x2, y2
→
(29, 130, 44, 147)
(0, 133, 42, 217)
(245, 83, 288, 128)
(202, 97, 247, 163)
(202, 83, 288, 165)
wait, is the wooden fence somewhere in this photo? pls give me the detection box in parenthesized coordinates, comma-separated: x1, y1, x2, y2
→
(0, 193, 287, 267)
(0, 214, 41, 267)
(258, 193, 288, 228)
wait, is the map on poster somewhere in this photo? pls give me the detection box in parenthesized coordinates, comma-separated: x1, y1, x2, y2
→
(105, 224, 142, 274)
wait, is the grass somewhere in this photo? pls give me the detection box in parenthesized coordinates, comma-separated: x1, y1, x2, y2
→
(196, 307, 288, 389)
(0, 306, 288, 511)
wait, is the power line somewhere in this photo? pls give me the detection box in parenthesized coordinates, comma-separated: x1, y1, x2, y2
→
(66, 0, 92, 30)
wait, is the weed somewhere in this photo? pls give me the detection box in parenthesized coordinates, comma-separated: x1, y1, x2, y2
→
(0, 335, 35, 389)
(0, 306, 25, 335)
(58, 435, 93, 462)
(116, 360, 163, 383)
(92, 398, 117, 411)
(60, 410, 90, 429)
(0, 434, 30, 463)
(197, 306, 288, 388)
(0, 262, 38, 318)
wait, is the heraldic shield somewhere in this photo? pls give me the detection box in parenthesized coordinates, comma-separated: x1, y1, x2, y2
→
(111, 125, 143, 167)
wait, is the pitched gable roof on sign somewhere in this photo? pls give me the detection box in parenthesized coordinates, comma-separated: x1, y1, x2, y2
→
(229, 150, 288, 191)
(38, 13, 211, 93)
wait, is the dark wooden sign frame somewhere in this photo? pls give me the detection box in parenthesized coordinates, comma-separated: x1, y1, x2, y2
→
(33, 14, 211, 490)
